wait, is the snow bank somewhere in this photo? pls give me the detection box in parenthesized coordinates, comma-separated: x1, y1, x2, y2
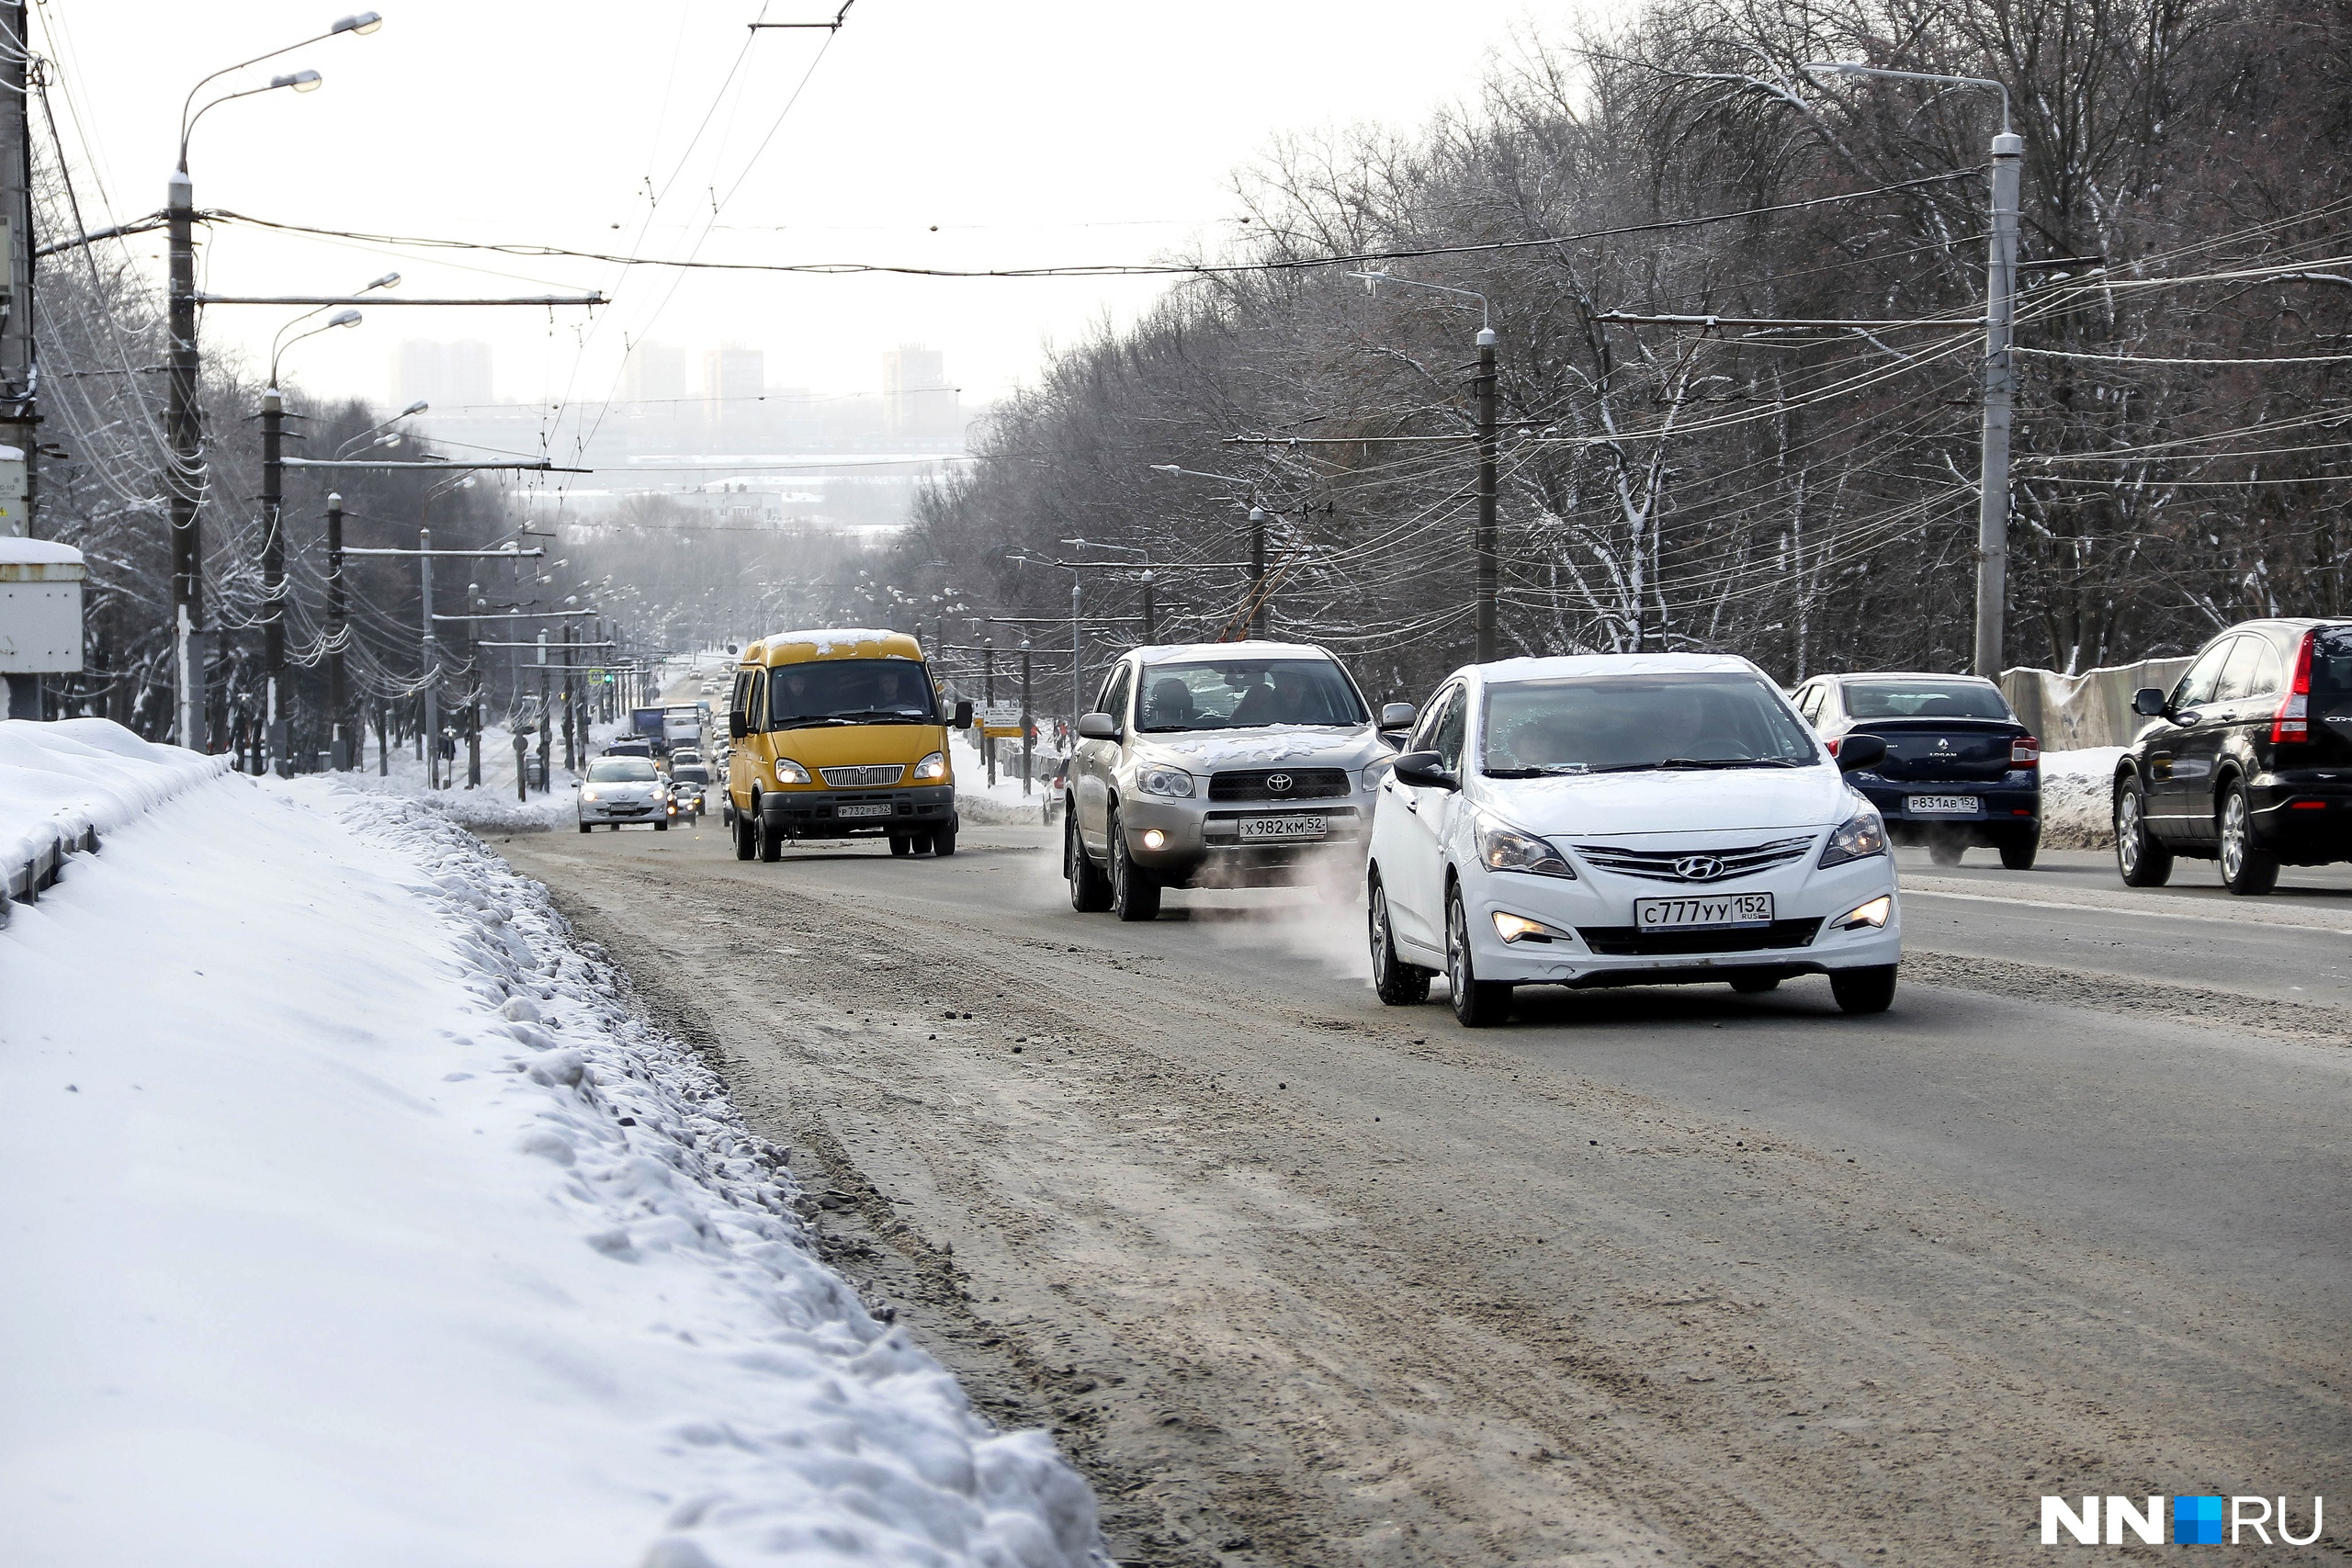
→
(950, 729, 1052, 826)
(0, 716, 227, 876)
(1, 770, 1102, 1567)
(2041, 746, 2122, 850)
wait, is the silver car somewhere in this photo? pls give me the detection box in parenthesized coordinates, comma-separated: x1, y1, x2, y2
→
(1063, 639, 1409, 920)
(578, 756, 675, 832)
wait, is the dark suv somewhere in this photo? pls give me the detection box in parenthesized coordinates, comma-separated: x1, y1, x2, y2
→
(2113, 618, 2352, 895)
(1790, 671, 2041, 868)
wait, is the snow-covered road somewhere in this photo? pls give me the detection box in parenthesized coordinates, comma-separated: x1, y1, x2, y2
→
(0, 731, 1102, 1568)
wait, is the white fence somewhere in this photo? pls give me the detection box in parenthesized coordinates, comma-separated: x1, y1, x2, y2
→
(1999, 657, 2196, 752)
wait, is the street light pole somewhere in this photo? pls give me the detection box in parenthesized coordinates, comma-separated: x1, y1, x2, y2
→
(325, 492, 348, 767)
(1248, 507, 1268, 638)
(419, 527, 437, 789)
(1474, 326, 1499, 662)
(1805, 62, 2017, 674)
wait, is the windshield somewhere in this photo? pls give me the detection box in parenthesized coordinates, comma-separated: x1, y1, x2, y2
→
(1482, 673, 1821, 774)
(586, 759, 658, 783)
(1840, 679, 2011, 721)
(1137, 658, 1367, 732)
(767, 658, 937, 728)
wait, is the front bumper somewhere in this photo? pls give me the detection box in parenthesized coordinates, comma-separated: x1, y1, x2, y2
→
(760, 783, 956, 839)
(579, 795, 672, 823)
(1119, 796, 1371, 887)
(1452, 847, 1901, 987)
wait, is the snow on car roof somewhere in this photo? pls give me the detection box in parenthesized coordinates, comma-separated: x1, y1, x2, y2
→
(1472, 651, 1763, 682)
(742, 627, 922, 662)
(1126, 638, 1337, 663)
(1833, 670, 2000, 685)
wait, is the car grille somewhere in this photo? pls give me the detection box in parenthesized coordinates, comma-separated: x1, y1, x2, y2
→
(819, 763, 905, 788)
(1577, 918, 1825, 956)
(1207, 768, 1352, 802)
(1572, 834, 1815, 884)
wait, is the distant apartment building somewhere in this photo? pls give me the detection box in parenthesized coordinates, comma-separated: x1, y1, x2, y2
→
(391, 339, 493, 412)
(703, 345, 766, 447)
(622, 341, 689, 405)
(882, 344, 959, 441)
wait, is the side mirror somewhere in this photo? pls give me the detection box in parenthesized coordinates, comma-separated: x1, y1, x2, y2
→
(953, 699, 974, 729)
(1379, 702, 1418, 730)
(2132, 687, 2167, 717)
(1835, 734, 1888, 773)
(1077, 711, 1119, 741)
(1390, 750, 1458, 790)
(729, 713, 748, 739)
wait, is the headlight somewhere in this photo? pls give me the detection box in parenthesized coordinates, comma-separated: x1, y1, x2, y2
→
(1137, 764, 1194, 797)
(1491, 910, 1569, 943)
(775, 758, 811, 784)
(1476, 818, 1577, 879)
(913, 750, 946, 781)
(581, 789, 601, 801)
(1820, 807, 1889, 867)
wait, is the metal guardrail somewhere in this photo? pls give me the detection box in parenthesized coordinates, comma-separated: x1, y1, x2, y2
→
(2, 822, 101, 926)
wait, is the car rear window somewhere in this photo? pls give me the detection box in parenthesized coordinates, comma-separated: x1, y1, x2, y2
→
(1137, 658, 1367, 732)
(1482, 673, 1819, 773)
(2311, 630, 2352, 696)
(1839, 680, 2011, 720)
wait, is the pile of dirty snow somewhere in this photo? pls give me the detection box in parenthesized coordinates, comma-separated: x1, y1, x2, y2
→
(0, 765, 1102, 1567)
(2040, 746, 2122, 850)
(0, 717, 227, 874)
(950, 729, 1054, 825)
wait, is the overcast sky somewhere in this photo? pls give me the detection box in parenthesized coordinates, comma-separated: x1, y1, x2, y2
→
(41, 1, 1571, 430)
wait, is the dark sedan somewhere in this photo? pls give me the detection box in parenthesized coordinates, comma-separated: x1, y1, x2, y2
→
(2113, 618, 2352, 895)
(1790, 671, 2041, 868)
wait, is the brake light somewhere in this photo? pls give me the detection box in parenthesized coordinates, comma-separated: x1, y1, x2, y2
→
(2274, 632, 2315, 743)
(1826, 737, 1840, 757)
(2011, 735, 2040, 766)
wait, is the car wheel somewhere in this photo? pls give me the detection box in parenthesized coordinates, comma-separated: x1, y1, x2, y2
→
(889, 834, 912, 857)
(579, 819, 592, 835)
(1444, 885, 1511, 1028)
(2114, 777, 2171, 886)
(1928, 834, 1965, 867)
(1730, 974, 1781, 994)
(933, 825, 957, 858)
(733, 805, 755, 861)
(1830, 964, 1898, 1015)
(756, 798, 782, 863)
(1066, 805, 1112, 911)
(654, 820, 669, 832)
(1367, 872, 1431, 1006)
(1109, 809, 1160, 921)
(2218, 783, 2279, 895)
(1998, 829, 2039, 871)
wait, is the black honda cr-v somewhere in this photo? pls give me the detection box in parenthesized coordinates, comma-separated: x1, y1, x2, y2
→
(2114, 618, 2352, 894)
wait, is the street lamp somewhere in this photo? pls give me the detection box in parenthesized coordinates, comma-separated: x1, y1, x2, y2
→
(168, 14, 383, 751)
(1148, 466, 1279, 637)
(1066, 536, 1156, 641)
(337, 399, 428, 459)
(1804, 61, 2019, 675)
(1347, 270, 1501, 660)
(256, 304, 361, 773)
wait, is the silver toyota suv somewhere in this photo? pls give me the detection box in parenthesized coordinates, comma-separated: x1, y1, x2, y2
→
(1063, 639, 1408, 919)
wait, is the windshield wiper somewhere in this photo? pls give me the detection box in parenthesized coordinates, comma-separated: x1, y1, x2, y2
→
(1658, 756, 1805, 770)
(772, 710, 930, 729)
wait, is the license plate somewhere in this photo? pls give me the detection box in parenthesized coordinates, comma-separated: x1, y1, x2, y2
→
(1634, 893, 1774, 930)
(1238, 814, 1329, 840)
(1907, 795, 1980, 816)
(837, 802, 893, 819)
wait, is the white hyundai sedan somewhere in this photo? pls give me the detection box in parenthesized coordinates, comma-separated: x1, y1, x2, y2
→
(1364, 653, 1900, 1027)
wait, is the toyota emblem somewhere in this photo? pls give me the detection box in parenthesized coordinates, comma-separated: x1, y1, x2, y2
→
(1265, 773, 1294, 793)
(1674, 854, 1726, 882)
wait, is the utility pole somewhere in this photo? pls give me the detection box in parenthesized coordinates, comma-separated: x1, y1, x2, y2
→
(536, 629, 550, 793)
(1070, 579, 1083, 721)
(561, 621, 576, 772)
(465, 581, 481, 788)
(1975, 131, 2023, 677)
(260, 388, 287, 772)
(1248, 507, 1267, 638)
(982, 637, 997, 788)
(1474, 325, 1498, 662)
(1140, 570, 1157, 643)
(1020, 637, 1034, 798)
(0, 0, 37, 547)
(418, 528, 437, 789)
(325, 493, 347, 767)
(167, 163, 201, 749)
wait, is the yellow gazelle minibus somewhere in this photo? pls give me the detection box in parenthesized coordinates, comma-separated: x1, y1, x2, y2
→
(724, 629, 972, 861)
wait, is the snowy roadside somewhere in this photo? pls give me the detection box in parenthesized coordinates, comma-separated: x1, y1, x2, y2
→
(1, 761, 1102, 1567)
(0, 717, 228, 879)
(949, 730, 1055, 827)
(2040, 746, 2121, 851)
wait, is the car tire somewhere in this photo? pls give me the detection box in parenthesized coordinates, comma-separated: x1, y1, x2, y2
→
(1730, 974, 1781, 994)
(889, 834, 912, 857)
(2218, 782, 2279, 896)
(1998, 829, 2039, 871)
(1445, 885, 1512, 1028)
(756, 798, 782, 863)
(933, 825, 957, 858)
(1367, 872, 1431, 1006)
(733, 805, 755, 861)
(1066, 805, 1112, 912)
(1829, 964, 1898, 1015)
(2114, 777, 2172, 886)
(1928, 834, 1965, 867)
(1108, 809, 1160, 921)
(579, 820, 592, 835)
